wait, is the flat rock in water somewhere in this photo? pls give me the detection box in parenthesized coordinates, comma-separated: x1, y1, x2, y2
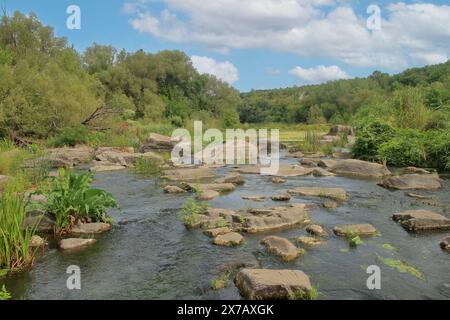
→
(162, 167, 215, 181)
(380, 174, 443, 190)
(90, 161, 127, 172)
(271, 177, 286, 184)
(163, 186, 186, 194)
(183, 182, 236, 193)
(197, 190, 220, 201)
(406, 193, 432, 200)
(334, 224, 378, 237)
(310, 167, 335, 177)
(393, 210, 450, 232)
(243, 204, 311, 233)
(323, 201, 339, 209)
(300, 158, 320, 167)
(405, 167, 431, 174)
(288, 187, 348, 202)
(213, 232, 244, 247)
(71, 222, 112, 235)
(215, 173, 245, 186)
(235, 269, 312, 300)
(289, 151, 305, 158)
(261, 236, 300, 262)
(204, 227, 232, 238)
(307, 225, 328, 237)
(440, 237, 450, 252)
(320, 159, 391, 179)
(235, 165, 312, 177)
(271, 194, 291, 202)
(44, 146, 94, 168)
(60, 238, 96, 250)
(297, 236, 324, 246)
(242, 196, 266, 202)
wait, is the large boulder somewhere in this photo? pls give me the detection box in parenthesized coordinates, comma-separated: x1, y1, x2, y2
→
(95, 147, 164, 167)
(242, 204, 311, 233)
(320, 159, 391, 179)
(213, 232, 244, 247)
(261, 236, 301, 262)
(38, 146, 94, 168)
(162, 167, 215, 181)
(140, 133, 181, 152)
(393, 210, 450, 232)
(60, 238, 96, 250)
(23, 210, 56, 233)
(333, 224, 378, 237)
(70, 222, 112, 236)
(288, 187, 348, 202)
(380, 174, 443, 190)
(441, 237, 450, 252)
(235, 269, 312, 300)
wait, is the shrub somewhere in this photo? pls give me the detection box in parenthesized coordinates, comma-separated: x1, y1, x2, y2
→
(352, 120, 396, 160)
(379, 130, 427, 167)
(132, 157, 161, 177)
(299, 131, 322, 153)
(0, 189, 36, 271)
(288, 286, 319, 300)
(44, 169, 119, 234)
(178, 198, 208, 229)
(424, 130, 450, 170)
(52, 126, 89, 147)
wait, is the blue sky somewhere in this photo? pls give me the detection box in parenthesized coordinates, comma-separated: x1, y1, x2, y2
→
(5, 0, 450, 92)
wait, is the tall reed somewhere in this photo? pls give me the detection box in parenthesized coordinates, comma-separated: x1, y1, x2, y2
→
(0, 188, 36, 271)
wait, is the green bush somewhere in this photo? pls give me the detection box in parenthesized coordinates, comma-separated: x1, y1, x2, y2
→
(378, 130, 427, 167)
(352, 120, 396, 160)
(52, 126, 89, 147)
(44, 169, 119, 233)
(178, 198, 208, 229)
(424, 130, 450, 170)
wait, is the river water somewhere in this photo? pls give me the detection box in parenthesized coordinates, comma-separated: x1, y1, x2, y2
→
(3, 155, 450, 300)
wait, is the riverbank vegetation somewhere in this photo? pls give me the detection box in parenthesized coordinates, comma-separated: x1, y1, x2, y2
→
(43, 170, 119, 234)
(0, 11, 448, 171)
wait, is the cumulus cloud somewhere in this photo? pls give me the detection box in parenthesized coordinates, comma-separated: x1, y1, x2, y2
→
(125, 1, 450, 71)
(289, 65, 350, 84)
(191, 55, 239, 84)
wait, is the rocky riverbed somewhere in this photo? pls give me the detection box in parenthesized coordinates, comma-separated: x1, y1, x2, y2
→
(3, 147, 450, 300)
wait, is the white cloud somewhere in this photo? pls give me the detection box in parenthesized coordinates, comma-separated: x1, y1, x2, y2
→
(289, 65, 350, 84)
(265, 67, 281, 75)
(125, 1, 450, 71)
(191, 55, 239, 84)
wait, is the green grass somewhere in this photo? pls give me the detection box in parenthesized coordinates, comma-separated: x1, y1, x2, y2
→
(345, 232, 364, 247)
(177, 198, 208, 229)
(211, 273, 230, 291)
(132, 157, 161, 177)
(0, 188, 37, 272)
(0, 285, 11, 300)
(288, 286, 319, 300)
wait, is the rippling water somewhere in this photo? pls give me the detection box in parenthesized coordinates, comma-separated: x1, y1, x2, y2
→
(3, 155, 450, 300)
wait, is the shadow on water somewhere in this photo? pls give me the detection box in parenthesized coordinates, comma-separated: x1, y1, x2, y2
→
(3, 156, 450, 300)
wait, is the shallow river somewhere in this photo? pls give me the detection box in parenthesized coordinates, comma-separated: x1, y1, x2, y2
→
(4, 155, 450, 300)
